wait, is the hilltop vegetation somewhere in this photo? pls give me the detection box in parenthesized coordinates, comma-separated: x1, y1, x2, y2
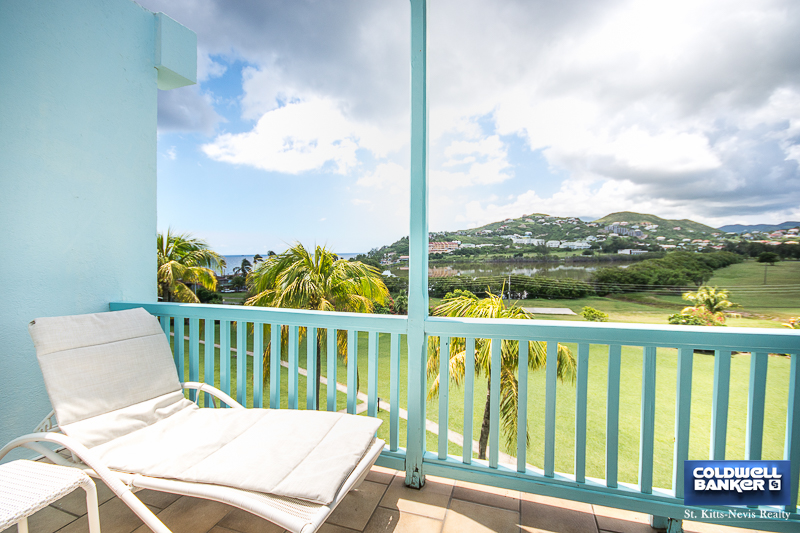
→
(375, 211, 795, 260)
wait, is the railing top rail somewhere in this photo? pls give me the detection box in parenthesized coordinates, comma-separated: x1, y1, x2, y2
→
(109, 301, 800, 352)
(109, 302, 408, 334)
(425, 316, 800, 352)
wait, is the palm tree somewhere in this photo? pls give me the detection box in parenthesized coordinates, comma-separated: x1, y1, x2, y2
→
(682, 286, 737, 314)
(233, 258, 252, 277)
(428, 290, 576, 459)
(157, 230, 226, 302)
(245, 243, 389, 408)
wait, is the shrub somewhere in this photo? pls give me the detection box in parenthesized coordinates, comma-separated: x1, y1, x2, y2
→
(581, 306, 609, 322)
(668, 307, 726, 326)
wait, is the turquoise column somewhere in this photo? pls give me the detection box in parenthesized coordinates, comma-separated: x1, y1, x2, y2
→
(406, 0, 429, 489)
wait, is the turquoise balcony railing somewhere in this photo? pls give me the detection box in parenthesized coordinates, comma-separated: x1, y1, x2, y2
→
(110, 301, 799, 532)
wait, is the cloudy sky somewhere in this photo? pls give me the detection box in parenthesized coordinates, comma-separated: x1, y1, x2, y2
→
(138, 0, 800, 254)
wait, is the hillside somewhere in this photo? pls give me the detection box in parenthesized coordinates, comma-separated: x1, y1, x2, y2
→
(718, 221, 800, 234)
(378, 211, 735, 258)
(593, 212, 718, 234)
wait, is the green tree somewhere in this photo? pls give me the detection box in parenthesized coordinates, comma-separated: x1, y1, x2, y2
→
(230, 275, 247, 291)
(157, 230, 225, 302)
(245, 243, 389, 408)
(428, 290, 576, 459)
(757, 251, 780, 266)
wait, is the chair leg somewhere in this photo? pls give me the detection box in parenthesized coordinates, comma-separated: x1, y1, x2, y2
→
(17, 517, 29, 533)
(83, 481, 102, 533)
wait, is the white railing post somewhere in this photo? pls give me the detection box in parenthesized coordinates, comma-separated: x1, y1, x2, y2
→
(406, 0, 429, 489)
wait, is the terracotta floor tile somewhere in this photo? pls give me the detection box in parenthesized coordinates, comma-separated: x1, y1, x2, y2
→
(592, 505, 656, 533)
(130, 496, 231, 533)
(365, 466, 398, 485)
(318, 523, 361, 533)
(452, 480, 520, 512)
(441, 499, 520, 533)
(56, 498, 160, 533)
(1, 506, 77, 533)
(378, 474, 453, 520)
(363, 507, 443, 533)
(520, 497, 598, 533)
(328, 480, 389, 531)
(135, 489, 182, 510)
(520, 493, 594, 514)
(215, 508, 285, 533)
(48, 479, 116, 516)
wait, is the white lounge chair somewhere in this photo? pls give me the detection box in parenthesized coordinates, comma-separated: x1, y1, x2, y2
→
(0, 308, 384, 533)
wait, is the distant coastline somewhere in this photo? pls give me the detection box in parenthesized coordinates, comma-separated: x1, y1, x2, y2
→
(220, 253, 363, 275)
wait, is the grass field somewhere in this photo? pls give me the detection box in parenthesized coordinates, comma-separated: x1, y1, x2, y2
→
(477, 259, 800, 328)
(175, 321, 795, 504)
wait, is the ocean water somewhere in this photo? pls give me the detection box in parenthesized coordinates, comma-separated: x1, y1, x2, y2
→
(220, 253, 362, 275)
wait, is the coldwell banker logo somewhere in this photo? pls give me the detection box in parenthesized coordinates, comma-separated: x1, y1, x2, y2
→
(684, 460, 791, 506)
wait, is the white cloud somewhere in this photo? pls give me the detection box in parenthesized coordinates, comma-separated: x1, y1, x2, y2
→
(166, 146, 177, 160)
(202, 98, 362, 174)
(197, 51, 227, 81)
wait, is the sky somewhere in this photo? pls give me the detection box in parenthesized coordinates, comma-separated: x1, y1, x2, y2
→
(137, 0, 800, 255)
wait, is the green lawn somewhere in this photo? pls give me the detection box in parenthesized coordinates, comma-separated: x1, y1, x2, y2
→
(173, 324, 795, 505)
(486, 259, 800, 328)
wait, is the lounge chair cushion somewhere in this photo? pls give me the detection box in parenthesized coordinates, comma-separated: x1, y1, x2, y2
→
(30, 308, 182, 427)
(80, 405, 381, 505)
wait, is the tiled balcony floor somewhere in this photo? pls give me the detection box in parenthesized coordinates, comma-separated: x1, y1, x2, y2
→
(1, 465, 765, 533)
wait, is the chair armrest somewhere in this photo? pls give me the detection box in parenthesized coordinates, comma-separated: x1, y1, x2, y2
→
(182, 382, 244, 408)
(0, 433, 172, 533)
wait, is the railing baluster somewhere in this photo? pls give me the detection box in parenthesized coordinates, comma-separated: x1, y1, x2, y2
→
(784, 350, 800, 514)
(544, 340, 558, 478)
(269, 323, 280, 409)
(438, 336, 450, 460)
(175, 317, 185, 383)
(639, 346, 657, 494)
(575, 343, 590, 483)
(160, 315, 170, 340)
(188, 318, 199, 402)
(307, 327, 317, 410)
(710, 349, 731, 460)
(347, 330, 357, 414)
(288, 325, 299, 409)
(672, 347, 693, 499)
(607, 344, 622, 488)
(236, 321, 247, 406)
(517, 340, 528, 473)
(327, 329, 337, 412)
(368, 331, 378, 418)
(390, 333, 400, 451)
(253, 323, 263, 408)
(204, 319, 216, 408)
(746, 351, 768, 460)
(220, 320, 230, 404)
(463, 337, 476, 465)
(489, 337, 501, 468)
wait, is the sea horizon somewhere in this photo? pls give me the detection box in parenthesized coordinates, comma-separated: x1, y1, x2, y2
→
(220, 253, 364, 275)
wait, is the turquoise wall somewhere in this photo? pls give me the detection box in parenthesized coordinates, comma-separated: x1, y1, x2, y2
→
(0, 0, 195, 452)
